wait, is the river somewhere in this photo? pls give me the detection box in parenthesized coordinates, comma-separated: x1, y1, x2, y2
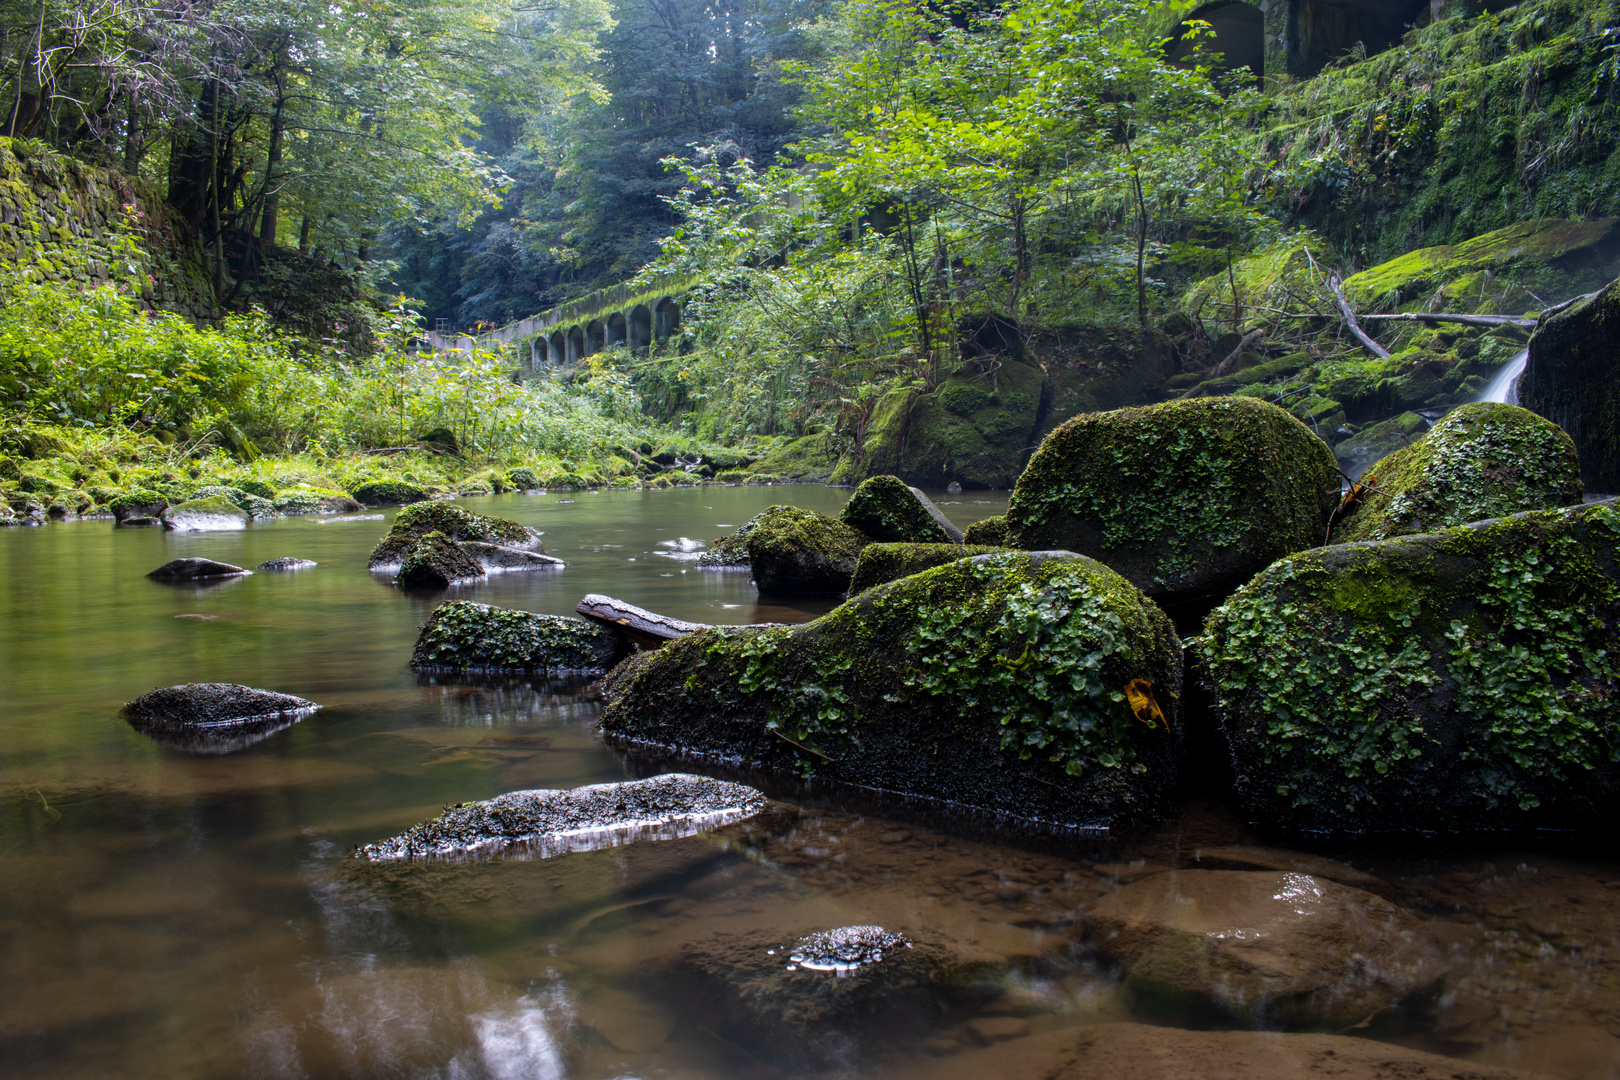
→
(2, 487, 1618, 1079)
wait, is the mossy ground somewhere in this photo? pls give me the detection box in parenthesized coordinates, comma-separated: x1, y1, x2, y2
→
(601, 551, 1184, 829)
(1007, 397, 1339, 600)
(1332, 402, 1583, 543)
(1199, 500, 1620, 832)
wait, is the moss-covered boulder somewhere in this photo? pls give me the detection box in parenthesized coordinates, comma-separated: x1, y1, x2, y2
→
(410, 600, 629, 673)
(1521, 276, 1620, 491)
(109, 489, 167, 525)
(1200, 500, 1620, 833)
(160, 496, 250, 532)
(1331, 403, 1583, 544)
(848, 543, 1009, 595)
(273, 485, 361, 515)
(601, 551, 1184, 829)
(1006, 397, 1339, 602)
(962, 513, 1011, 546)
(189, 485, 273, 518)
(368, 502, 543, 570)
(746, 505, 870, 596)
(352, 480, 430, 507)
(395, 531, 485, 589)
(839, 475, 963, 543)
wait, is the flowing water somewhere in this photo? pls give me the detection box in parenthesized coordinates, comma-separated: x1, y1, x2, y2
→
(1478, 349, 1529, 405)
(3, 487, 1620, 1079)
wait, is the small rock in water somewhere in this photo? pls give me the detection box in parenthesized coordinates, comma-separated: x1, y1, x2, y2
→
(122, 683, 320, 729)
(257, 557, 317, 571)
(352, 773, 765, 861)
(946, 481, 963, 494)
(148, 558, 250, 581)
(788, 926, 910, 972)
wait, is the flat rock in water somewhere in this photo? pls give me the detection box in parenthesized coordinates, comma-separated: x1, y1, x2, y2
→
(461, 541, 565, 570)
(257, 557, 317, 571)
(161, 496, 250, 532)
(352, 772, 765, 861)
(148, 558, 250, 581)
(1083, 869, 1443, 1028)
(122, 682, 320, 731)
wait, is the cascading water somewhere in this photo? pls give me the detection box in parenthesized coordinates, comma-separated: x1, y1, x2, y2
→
(1477, 348, 1529, 405)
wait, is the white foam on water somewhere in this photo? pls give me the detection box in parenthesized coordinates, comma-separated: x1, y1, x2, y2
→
(473, 993, 569, 1080)
(1477, 348, 1528, 404)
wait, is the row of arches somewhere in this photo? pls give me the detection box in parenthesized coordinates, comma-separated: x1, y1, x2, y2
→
(533, 296, 682, 366)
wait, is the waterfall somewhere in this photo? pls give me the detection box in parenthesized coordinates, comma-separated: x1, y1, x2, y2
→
(1477, 348, 1528, 405)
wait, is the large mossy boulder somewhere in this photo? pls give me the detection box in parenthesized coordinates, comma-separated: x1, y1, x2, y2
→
(601, 551, 1184, 829)
(1200, 500, 1620, 833)
(1330, 402, 1583, 544)
(746, 505, 870, 596)
(847, 542, 1009, 595)
(962, 513, 1011, 546)
(410, 600, 629, 673)
(368, 501, 543, 569)
(1521, 276, 1620, 491)
(394, 531, 485, 589)
(352, 480, 430, 507)
(839, 474, 963, 543)
(1006, 397, 1339, 603)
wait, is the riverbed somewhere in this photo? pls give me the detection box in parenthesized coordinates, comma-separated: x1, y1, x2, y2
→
(2, 486, 1618, 1079)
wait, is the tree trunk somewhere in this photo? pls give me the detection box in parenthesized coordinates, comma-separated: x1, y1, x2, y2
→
(259, 68, 286, 246)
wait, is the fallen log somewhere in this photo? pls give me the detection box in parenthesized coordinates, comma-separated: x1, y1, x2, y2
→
(1328, 274, 1391, 360)
(1211, 328, 1265, 378)
(576, 593, 785, 648)
(1360, 312, 1538, 328)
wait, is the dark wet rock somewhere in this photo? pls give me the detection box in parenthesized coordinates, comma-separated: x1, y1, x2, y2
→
(840, 474, 963, 543)
(1084, 870, 1444, 1028)
(1333, 411, 1429, 480)
(602, 550, 1183, 830)
(1521, 276, 1620, 490)
(351, 480, 430, 507)
(257, 557, 317, 571)
(1200, 500, 1620, 833)
(395, 531, 486, 588)
(160, 496, 250, 532)
(352, 772, 765, 860)
(272, 486, 361, 515)
(1007, 397, 1339, 603)
(962, 514, 1011, 546)
(148, 558, 250, 581)
(667, 926, 993, 1068)
(117, 515, 160, 527)
(460, 541, 565, 571)
(848, 543, 1009, 595)
(1001, 1023, 1541, 1080)
(746, 504, 870, 596)
(109, 489, 167, 525)
(368, 501, 543, 570)
(1332, 402, 1583, 544)
(410, 599, 630, 673)
(122, 682, 319, 731)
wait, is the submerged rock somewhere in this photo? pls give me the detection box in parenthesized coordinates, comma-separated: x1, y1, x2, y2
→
(1521, 276, 1620, 490)
(122, 682, 319, 732)
(1006, 397, 1339, 603)
(1331, 402, 1583, 543)
(602, 550, 1183, 830)
(352, 773, 765, 860)
(410, 600, 629, 673)
(147, 558, 250, 581)
(161, 496, 250, 532)
(746, 504, 870, 595)
(1084, 870, 1443, 1028)
(1201, 499, 1620, 832)
(847, 542, 1009, 595)
(788, 926, 910, 972)
(395, 531, 485, 588)
(368, 501, 543, 570)
(351, 480, 430, 507)
(840, 474, 963, 543)
(257, 557, 316, 571)
(962, 514, 1011, 546)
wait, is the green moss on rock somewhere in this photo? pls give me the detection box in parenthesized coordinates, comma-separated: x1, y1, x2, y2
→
(395, 531, 485, 589)
(410, 600, 628, 673)
(1520, 277, 1620, 491)
(368, 501, 541, 569)
(962, 514, 1011, 546)
(1332, 403, 1583, 544)
(273, 485, 360, 515)
(747, 505, 871, 596)
(601, 551, 1183, 829)
(849, 543, 1010, 594)
(840, 475, 960, 543)
(1199, 500, 1620, 832)
(1007, 397, 1339, 601)
(352, 480, 430, 507)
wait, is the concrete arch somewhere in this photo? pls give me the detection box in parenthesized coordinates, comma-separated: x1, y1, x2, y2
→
(654, 297, 681, 340)
(585, 319, 606, 355)
(1168, 1, 1264, 81)
(629, 305, 652, 351)
(548, 330, 566, 365)
(606, 311, 628, 348)
(568, 325, 586, 363)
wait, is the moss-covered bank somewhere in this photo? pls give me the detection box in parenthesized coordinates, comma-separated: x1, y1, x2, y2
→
(600, 551, 1184, 830)
(1200, 500, 1620, 833)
